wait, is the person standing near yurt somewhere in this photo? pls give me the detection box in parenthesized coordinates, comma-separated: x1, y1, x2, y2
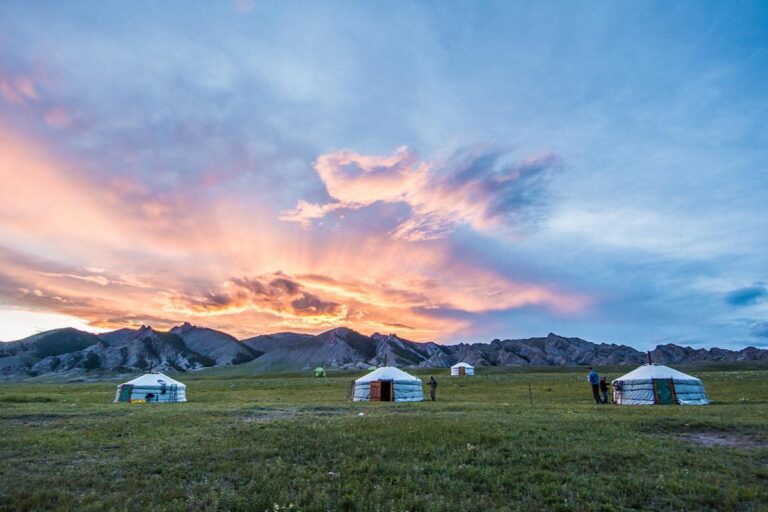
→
(587, 367, 601, 404)
(599, 377, 610, 404)
(428, 375, 438, 401)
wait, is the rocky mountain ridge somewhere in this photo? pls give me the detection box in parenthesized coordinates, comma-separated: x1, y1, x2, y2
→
(1, 324, 766, 378)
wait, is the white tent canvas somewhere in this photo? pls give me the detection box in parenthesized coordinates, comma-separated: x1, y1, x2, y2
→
(612, 364, 709, 405)
(353, 366, 424, 402)
(450, 362, 475, 376)
(114, 372, 187, 403)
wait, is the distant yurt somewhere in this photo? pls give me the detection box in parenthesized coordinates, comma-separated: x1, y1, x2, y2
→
(451, 362, 475, 376)
(612, 364, 709, 405)
(314, 367, 326, 377)
(114, 372, 187, 403)
(352, 367, 424, 402)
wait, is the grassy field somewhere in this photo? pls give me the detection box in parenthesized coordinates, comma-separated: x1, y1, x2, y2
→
(1, 365, 767, 512)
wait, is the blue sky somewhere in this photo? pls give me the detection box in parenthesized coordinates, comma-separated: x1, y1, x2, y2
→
(0, 1, 766, 349)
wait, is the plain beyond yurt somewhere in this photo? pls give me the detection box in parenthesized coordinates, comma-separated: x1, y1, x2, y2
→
(114, 372, 187, 403)
(451, 362, 475, 376)
(612, 364, 709, 405)
(352, 366, 424, 402)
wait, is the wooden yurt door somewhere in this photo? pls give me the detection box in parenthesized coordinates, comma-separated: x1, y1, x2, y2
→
(370, 381, 382, 401)
(459, 367, 466, 376)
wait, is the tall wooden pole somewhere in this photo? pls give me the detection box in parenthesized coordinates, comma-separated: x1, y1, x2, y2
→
(528, 382, 533, 405)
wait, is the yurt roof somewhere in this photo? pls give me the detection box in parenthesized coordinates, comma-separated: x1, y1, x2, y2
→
(614, 364, 701, 383)
(355, 366, 421, 383)
(121, 372, 185, 387)
(451, 362, 474, 369)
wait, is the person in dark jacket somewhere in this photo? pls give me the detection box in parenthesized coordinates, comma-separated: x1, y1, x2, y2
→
(428, 376, 438, 401)
(600, 377, 610, 404)
(587, 367, 601, 404)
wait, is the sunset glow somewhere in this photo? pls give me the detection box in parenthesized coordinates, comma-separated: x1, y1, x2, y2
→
(1, 2, 766, 348)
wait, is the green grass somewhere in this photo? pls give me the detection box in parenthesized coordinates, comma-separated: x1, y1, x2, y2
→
(1, 367, 767, 511)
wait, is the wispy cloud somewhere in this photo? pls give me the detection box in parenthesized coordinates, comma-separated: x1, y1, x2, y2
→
(281, 147, 561, 241)
(751, 322, 768, 339)
(725, 284, 768, 307)
(232, 0, 255, 14)
(0, 75, 37, 105)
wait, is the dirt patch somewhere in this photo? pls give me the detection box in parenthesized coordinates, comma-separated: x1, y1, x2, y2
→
(674, 432, 768, 450)
(296, 406, 351, 416)
(236, 406, 351, 423)
(239, 408, 299, 423)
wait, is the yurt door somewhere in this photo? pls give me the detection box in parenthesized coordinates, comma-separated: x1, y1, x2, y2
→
(381, 381, 393, 402)
(653, 379, 677, 405)
(119, 384, 133, 402)
(370, 381, 382, 401)
(459, 367, 466, 376)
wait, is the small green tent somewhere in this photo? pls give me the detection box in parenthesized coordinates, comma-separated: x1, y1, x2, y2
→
(367, 366, 377, 371)
(314, 367, 326, 377)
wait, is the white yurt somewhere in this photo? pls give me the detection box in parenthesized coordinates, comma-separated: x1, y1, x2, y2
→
(352, 367, 424, 402)
(612, 364, 709, 405)
(450, 362, 475, 376)
(114, 372, 187, 403)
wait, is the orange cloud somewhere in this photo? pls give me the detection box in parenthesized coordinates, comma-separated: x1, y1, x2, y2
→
(0, 128, 588, 341)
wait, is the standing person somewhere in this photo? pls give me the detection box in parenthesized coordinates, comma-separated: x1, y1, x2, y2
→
(428, 375, 438, 401)
(600, 377, 610, 404)
(587, 367, 601, 404)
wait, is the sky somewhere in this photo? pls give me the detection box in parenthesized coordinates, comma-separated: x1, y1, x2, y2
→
(0, 1, 766, 349)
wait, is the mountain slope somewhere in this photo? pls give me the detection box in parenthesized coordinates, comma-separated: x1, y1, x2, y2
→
(30, 325, 217, 374)
(0, 328, 102, 375)
(240, 328, 371, 372)
(2, 323, 767, 378)
(170, 322, 259, 365)
(237, 330, 768, 373)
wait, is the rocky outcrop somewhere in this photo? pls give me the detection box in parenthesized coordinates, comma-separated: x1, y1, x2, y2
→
(241, 328, 373, 372)
(239, 330, 767, 372)
(30, 326, 215, 374)
(2, 324, 767, 378)
(648, 343, 768, 365)
(0, 328, 102, 375)
(170, 322, 258, 365)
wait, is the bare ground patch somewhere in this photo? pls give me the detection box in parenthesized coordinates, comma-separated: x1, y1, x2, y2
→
(674, 431, 768, 450)
(238, 408, 299, 423)
(236, 406, 351, 423)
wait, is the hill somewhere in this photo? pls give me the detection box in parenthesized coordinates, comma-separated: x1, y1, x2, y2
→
(1, 324, 766, 378)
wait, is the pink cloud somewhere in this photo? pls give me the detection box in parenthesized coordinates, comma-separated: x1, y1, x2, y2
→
(44, 107, 72, 128)
(281, 147, 561, 240)
(0, 76, 37, 105)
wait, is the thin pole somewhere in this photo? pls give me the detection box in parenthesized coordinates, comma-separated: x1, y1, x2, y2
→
(528, 382, 533, 405)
